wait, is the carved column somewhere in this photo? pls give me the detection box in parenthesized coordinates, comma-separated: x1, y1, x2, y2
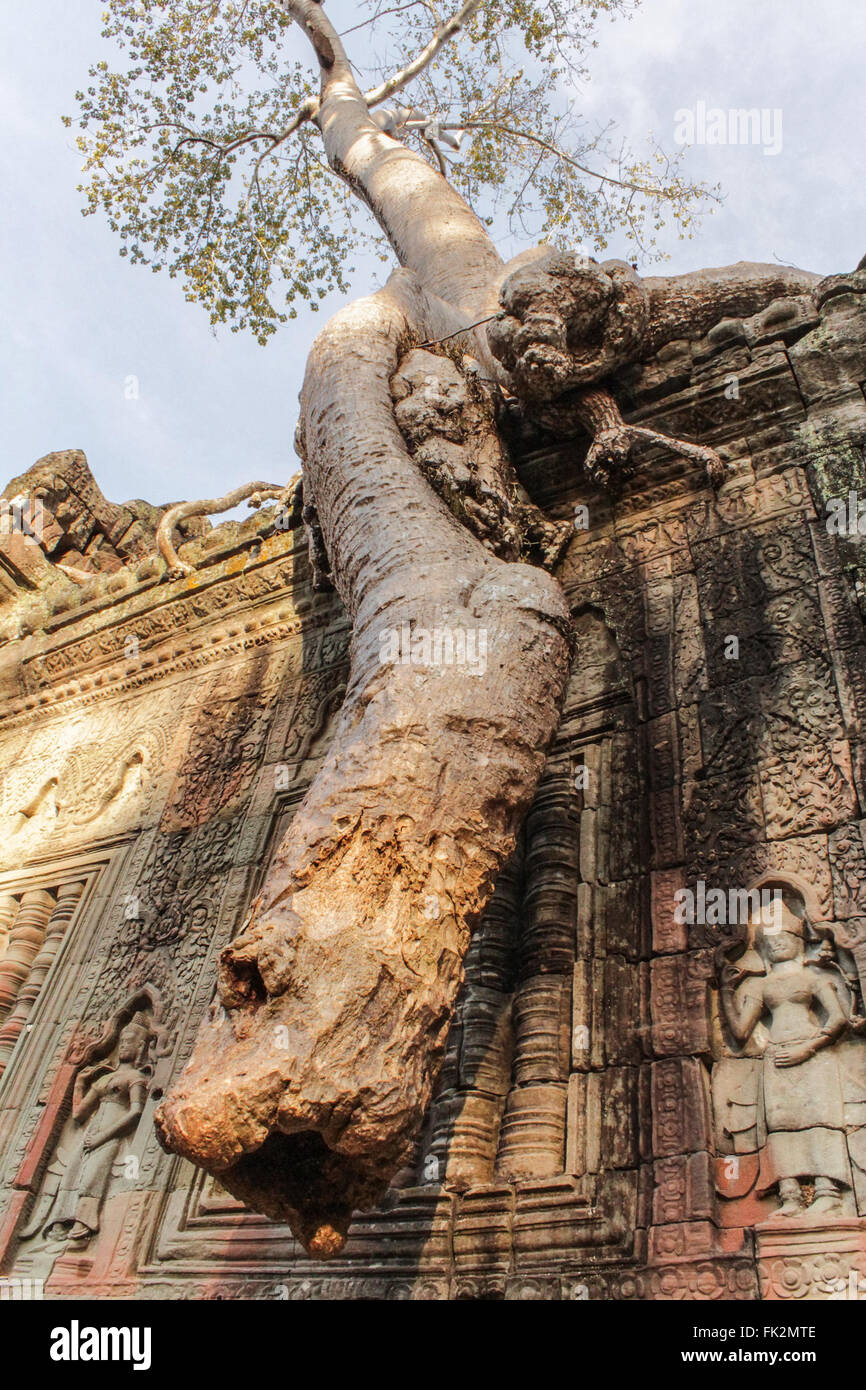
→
(463, 847, 522, 994)
(497, 766, 577, 1180)
(426, 847, 523, 1189)
(0, 881, 85, 1073)
(0, 889, 56, 1026)
(519, 768, 579, 976)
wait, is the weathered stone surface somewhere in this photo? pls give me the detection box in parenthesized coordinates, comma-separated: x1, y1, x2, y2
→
(1, 275, 866, 1295)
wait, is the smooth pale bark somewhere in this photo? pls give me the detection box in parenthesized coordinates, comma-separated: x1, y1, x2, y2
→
(289, 0, 501, 320)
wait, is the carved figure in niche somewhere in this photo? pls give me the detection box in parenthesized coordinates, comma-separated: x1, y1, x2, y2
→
(21, 1008, 158, 1245)
(717, 881, 866, 1220)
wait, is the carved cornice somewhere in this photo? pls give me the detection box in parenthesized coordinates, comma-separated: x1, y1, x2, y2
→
(0, 532, 347, 731)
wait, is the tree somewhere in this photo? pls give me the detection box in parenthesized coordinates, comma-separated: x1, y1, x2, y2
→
(72, 0, 819, 1256)
(71, 0, 716, 342)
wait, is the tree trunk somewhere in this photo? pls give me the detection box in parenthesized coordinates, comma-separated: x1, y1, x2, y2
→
(155, 0, 822, 1255)
(156, 271, 571, 1255)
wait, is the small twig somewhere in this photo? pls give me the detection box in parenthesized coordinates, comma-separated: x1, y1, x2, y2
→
(417, 311, 504, 349)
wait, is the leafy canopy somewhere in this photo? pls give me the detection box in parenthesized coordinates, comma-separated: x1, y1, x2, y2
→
(68, 0, 718, 342)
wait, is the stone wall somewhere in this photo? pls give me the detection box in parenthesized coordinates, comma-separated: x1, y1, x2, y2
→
(0, 267, 865, 1299)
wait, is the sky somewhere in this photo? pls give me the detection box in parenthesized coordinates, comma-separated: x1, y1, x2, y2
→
(1, 0, 863, 507)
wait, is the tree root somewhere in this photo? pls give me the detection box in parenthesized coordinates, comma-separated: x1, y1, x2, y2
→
(155, 477, 301, 578)
(572, 387, 729, 490)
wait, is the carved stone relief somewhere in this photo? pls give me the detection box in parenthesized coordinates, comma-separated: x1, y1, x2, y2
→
(3, 990, 167, 1290)
(0, 684, 186, 869)
(713, 880, 866, 1232)
(18, 1002, 162, 1249)
(1, 283, 866, 1297)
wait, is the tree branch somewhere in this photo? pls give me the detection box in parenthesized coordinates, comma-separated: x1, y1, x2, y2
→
(279, 0, 501, 314)
(243, 96, 320, 200)
(340, 2, 440, 38)
(461, 120, 711, 202)
(275, 0, 484, 136)
(363, 0, 484, 106)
